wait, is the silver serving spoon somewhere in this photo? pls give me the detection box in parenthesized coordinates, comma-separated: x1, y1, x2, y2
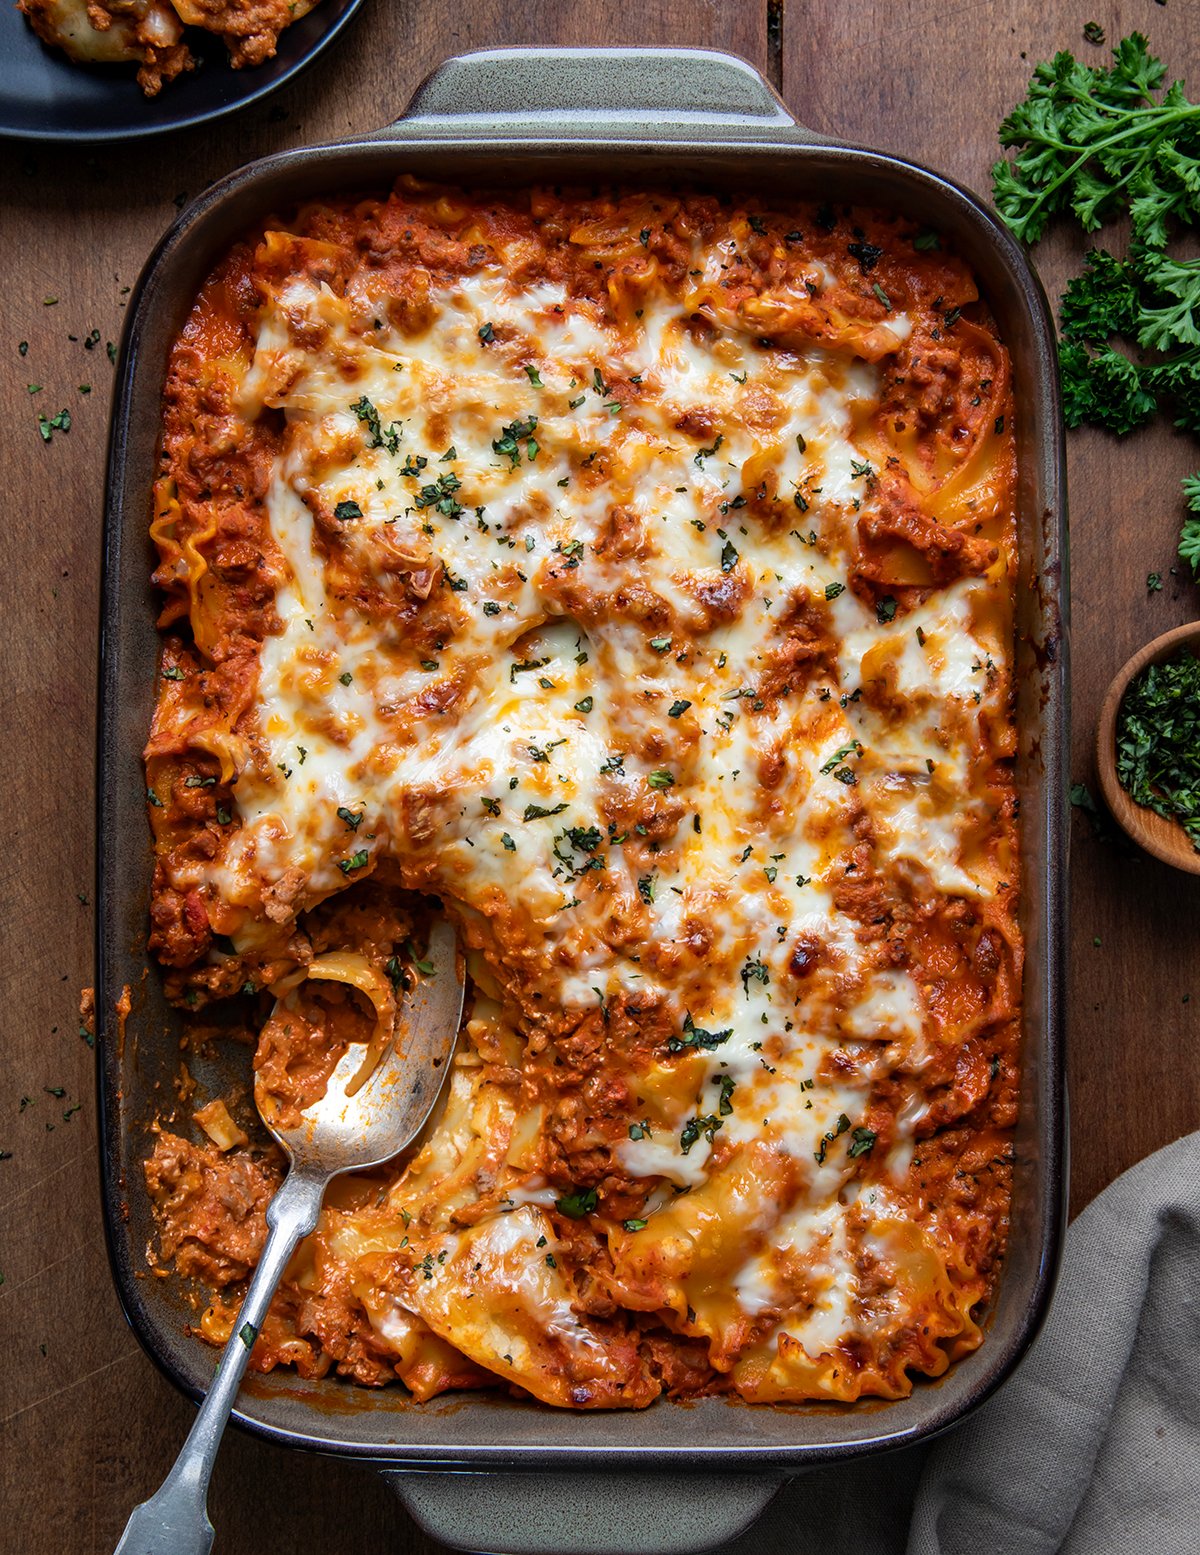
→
(115, 920, 464, 1555)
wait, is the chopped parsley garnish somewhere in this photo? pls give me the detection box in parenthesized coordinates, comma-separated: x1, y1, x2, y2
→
(337, 849, 369, 874)
(400, 454, 428, 478)
(414, 471, 464, 518)
(628, 1122, 650, 1141)
(525, 364, 543, 386)
(478, 322, 495, 344)
(493, 416, 539, 468)
(848, 1126, 877, 1158)
(647, 769, 675, 790)
(351, 395, 400, 454)
(333, 499, 362, 521)
(637, 873, 656, 904)
(649, 637, 672, 653)
(680, 1113, 723, 1155)
(406, 940, 437, 977)
(847, 240, 883, 273)
(694, 434, 724, 466)
(814, 1112, 851, 1164)
(555, 1187, 598, 1218)
(740, 956, 770, 994)
(715, 1075, 736, 1116)
(820, 740, 863, 774)
(622, 1218, 648, 1232)
(1115, 647, 1200, 848)
(720, 539, 739, 572)
(337, 806, 363, 831)
(501, 833, 516, 851)
(667, 1012, 733, 1053)
(825, 581, 845, 601)
(876, 595, 898, 623)
(510, 656, 550, 683)
(574, 696, 594, 713)
(339, 671, 353, 685)
(523, 802, 569, 821)
(668, 699, 692, 718)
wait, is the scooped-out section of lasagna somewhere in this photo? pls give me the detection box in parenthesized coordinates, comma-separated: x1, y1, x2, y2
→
(142, 180, 1022, 1408)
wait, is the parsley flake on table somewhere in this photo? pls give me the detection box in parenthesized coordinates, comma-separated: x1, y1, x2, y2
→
(38, 408, 71, 443)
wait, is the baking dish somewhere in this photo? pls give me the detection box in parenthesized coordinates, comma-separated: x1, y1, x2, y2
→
(96, 46, 1069, 1555)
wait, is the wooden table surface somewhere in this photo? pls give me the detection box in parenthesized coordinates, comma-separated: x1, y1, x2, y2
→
(2, 2, 1198, 1551)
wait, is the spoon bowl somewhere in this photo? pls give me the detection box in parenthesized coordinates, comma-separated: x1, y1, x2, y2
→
(1096, 621, 1200, 876)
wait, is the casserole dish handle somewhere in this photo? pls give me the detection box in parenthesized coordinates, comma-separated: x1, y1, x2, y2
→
(381, 1466, 788, 1555)
(382, 45, 837, 143)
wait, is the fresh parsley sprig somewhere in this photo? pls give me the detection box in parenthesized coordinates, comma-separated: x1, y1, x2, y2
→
(993, 33, 1200, 574)
(992, 34, 1200, 248)
(1056, 248, 1200, 438)
(1182, 475, 1200, 574)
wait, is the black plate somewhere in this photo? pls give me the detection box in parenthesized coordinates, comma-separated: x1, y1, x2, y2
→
(0, 0, 365, 142)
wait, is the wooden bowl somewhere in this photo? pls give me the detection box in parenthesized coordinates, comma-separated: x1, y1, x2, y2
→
(1096, 621, 1200, 874)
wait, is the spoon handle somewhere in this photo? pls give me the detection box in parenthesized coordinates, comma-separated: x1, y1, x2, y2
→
(114, 1167, 328, 1555)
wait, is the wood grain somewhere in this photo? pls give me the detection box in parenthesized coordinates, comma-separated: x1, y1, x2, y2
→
(1, 2, 1197, 1551)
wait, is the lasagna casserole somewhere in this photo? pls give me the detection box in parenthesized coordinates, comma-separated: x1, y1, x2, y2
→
(143, 180, 1022, 1408)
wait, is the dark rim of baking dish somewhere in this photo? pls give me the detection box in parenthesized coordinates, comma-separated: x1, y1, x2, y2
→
(96, 70, 1068, 1470)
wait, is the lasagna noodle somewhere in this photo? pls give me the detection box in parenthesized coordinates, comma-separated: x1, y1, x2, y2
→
(143, 182, 1023, 1409)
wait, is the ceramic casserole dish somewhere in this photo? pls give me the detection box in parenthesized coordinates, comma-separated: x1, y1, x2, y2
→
(96, 46, 1069, 1555)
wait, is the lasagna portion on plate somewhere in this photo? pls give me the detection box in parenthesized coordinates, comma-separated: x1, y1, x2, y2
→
(142, 180, 1023, 1408)
(20, 0, 321, 95)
